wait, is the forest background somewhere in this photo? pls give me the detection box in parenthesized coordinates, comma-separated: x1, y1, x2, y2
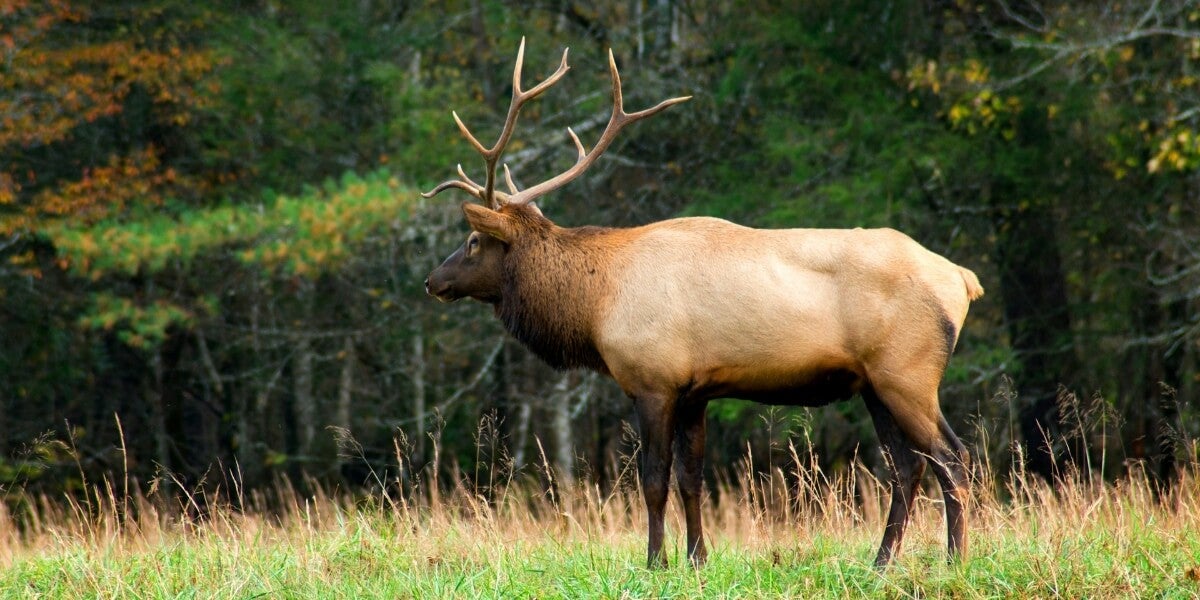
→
(1, 0, 1197, 508)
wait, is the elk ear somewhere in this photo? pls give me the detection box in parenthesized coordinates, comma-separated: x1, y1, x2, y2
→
(462, 202, 516, 242)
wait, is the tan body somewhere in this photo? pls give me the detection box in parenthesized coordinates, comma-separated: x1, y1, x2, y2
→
(599, 218, 977, 423)
(422, 40, 982, 568)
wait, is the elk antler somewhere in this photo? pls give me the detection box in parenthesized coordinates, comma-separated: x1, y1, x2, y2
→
(422, 37, 570, 209)
(423, 41, 691, 210)
(504, 49, 690, 206)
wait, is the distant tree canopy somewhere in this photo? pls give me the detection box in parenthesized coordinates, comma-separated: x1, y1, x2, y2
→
(0, 0, 1196, 502)
(0, 0, 218, 236)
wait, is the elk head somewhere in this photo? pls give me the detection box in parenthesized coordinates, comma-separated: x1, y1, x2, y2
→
(422, 38, 689, 304)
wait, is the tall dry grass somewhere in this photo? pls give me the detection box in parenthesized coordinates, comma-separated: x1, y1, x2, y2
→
(1, 419, 1198, 597)
(0, 421, 1196, 561)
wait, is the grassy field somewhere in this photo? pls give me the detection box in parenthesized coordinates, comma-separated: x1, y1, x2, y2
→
(2, 455, 1199, 599)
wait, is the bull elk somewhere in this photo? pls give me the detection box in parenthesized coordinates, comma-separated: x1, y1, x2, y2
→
(423, 39, 983, 569)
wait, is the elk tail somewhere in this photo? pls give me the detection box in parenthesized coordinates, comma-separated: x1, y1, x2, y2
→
(959, 267, 984, 302)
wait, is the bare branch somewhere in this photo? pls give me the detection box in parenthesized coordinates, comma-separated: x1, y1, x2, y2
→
(996, 0, 1049, 34)
(992, 1, 1198, 91)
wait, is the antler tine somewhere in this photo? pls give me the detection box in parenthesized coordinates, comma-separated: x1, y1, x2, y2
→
(421, 179, 484, 201)
(502, 164, 519, 194)
(421, 164, 511, 203)
(451, 111, 489, 157)
(463, 162, 513, 203)
(507, 49, 691, 206)
(603, 48, 691, 140)
(455, 163, 484, 190)
(566, 127, 586, 160)
(458, 163, 516, 202)
(424, 43, 686, 209)
(421, 164, 485, 200)
(423, 37, 570, 209)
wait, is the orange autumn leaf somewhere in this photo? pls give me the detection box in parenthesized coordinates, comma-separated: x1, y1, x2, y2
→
(0, 0, 218, 234)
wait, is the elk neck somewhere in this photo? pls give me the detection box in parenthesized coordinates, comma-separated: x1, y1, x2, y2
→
(494, 212, 628, 374)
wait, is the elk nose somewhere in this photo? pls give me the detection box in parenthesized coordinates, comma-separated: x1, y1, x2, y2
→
(424, 278, 430, 294)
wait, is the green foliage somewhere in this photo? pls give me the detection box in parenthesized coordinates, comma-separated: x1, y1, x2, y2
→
(195, 0, 491, 196)
(236, 172, 415, 276)
(49, 170, 415, 280)
(2, 0, 1197, 503)
(0, 433, 72, 487)
(682, 2, 952, 230)
(41, 169, 416, 350)
(365, 59, 475, 190)
(907, 60, 1024, 140)
(197, 2, 397, 190)
(77, 293, 198, 349)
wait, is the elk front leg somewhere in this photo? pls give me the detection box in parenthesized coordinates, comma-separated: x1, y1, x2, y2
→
(637, 395, 675, 569)
(674, 400, 708, 567)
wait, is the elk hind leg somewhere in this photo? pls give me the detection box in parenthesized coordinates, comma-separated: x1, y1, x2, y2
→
(673, 401, 708, 567)
(928, 414, 970, 560)
(864, 390, 927, 567)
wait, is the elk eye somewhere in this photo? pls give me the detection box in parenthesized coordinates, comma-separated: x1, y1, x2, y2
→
(468, 236, 480, 253)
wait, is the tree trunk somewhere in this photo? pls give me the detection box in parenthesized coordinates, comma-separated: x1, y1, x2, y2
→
(992, 197, 1079, 480)
(552, 373, 575, 485)
(292, 288, 317, 476)
(411, 328, 427, 466)
(511, 391, 533, 470)
(1153, 295, 1189, 487)
(470, 0, 494, 106)
(146, 345, 172, 472)
(634, 0, 644, 61)
(334, 335, 356, 476)
(293, 334, 315, 466)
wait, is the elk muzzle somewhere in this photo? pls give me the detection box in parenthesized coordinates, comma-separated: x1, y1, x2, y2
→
(425, 243, 466, 302)
(425, 232, 506, 305)
(425, 270, 461, 304)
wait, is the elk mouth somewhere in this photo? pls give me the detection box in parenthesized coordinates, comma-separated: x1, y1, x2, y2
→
(425, 277, 462, 303)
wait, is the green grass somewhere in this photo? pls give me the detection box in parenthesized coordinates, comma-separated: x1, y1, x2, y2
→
(3, 464, 1199, 599)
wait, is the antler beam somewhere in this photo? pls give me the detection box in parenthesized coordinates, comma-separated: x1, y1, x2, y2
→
(423, 40, 690, 209)
(505, 49, 690, 206)
(422, 37, 569, 209)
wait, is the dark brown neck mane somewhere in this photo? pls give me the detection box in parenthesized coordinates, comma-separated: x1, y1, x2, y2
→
(495, 217, 619, 373)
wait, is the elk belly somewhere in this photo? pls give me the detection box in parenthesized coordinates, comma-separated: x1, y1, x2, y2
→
(691, 361, 866, 406)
